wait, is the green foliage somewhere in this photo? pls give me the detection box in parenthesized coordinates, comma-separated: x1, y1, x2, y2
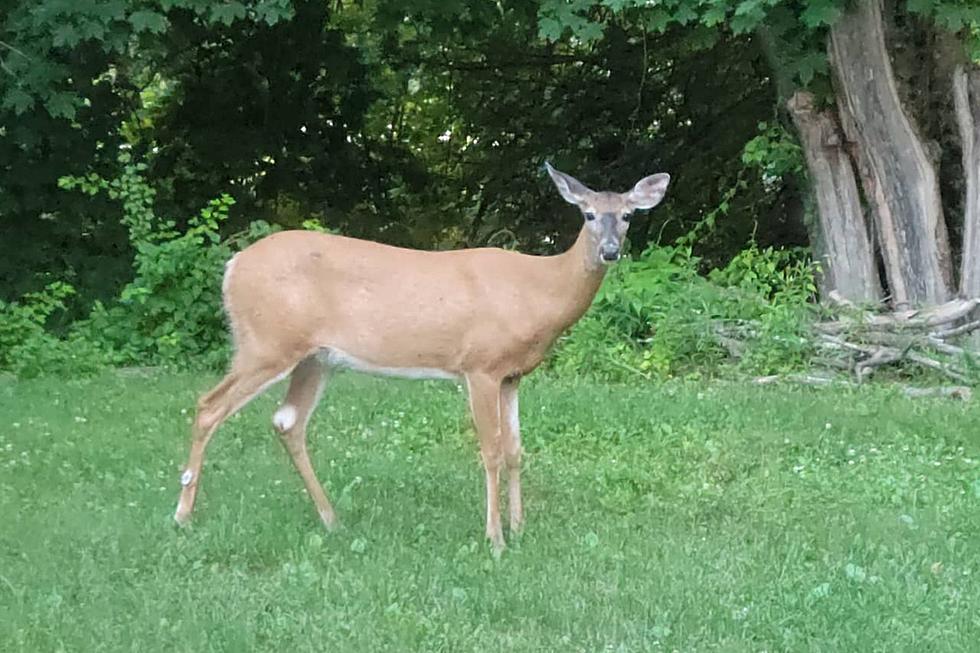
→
(741, 121, 805, 182)
(709, 243, 817, 371)
(87, 195, 240, 368)
(551, 242, 817, 381)
(61, 157, 282, 369)
(0, 154, 283, 377)
(0, 281, 106, 379)
(551, 247, 723, 380)
(0, 281, 75, 368)
(537, 0, 979, 89)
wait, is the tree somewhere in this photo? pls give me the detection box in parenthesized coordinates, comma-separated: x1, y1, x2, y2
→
(539, 0, 980, 307)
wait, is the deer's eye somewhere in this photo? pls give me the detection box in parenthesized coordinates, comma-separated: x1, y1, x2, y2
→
(584, 212, 596, 221)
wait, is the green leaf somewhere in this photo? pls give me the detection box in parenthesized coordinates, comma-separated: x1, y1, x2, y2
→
(210, 2, 247, 27)
(3, 88, 34, 114)
(45, 92, 78, 120)
(575, 21, 605, 43)
(794, 51, 828, 86)
(643, 8, 673, 32)
(51, 24, 81, 48)
(730, 0, 768, 33)
(77, 19, 108, 41)
(129, 10, 169, 34)
(800, 0, 841, 28)
(539, 16, 563, 41)
(702, 6, 728, 27)
(255, 0, 294, 26)
(674, 3, 698, 25)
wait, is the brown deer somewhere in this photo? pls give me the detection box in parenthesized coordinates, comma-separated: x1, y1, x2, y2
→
(174, 163, 670, 551)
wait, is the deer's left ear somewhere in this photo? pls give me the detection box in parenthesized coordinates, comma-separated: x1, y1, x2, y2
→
(626, 173, 671, 210)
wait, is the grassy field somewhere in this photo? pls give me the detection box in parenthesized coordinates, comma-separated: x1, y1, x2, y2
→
(1, 371, 978, 651)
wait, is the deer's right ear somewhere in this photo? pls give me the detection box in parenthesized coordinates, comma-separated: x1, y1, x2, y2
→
(545, 162, 593, 206)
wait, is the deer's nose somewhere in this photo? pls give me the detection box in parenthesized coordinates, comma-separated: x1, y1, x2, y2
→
(600, 243, 620, 262)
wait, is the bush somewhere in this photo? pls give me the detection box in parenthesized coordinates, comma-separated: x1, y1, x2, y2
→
(80, 195, 278, 369)
(0, 282, 106, 378)
(549, 242, 817, 381)
(0, 154, 284, 378)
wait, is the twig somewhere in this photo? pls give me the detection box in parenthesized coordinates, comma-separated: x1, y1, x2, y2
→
(0, 40, 30, 60)
(924, 336, 964, 357)
(855, 346, 904, 382)
(905, 352, 971, 383)
(753, 374, 840, 386)
(817, 298, 980, 334)
(931, 319, 980, 339)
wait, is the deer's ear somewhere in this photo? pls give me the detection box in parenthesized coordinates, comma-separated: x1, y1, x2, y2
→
(545, 162, 593, 206)
(626, 173, 670, 210)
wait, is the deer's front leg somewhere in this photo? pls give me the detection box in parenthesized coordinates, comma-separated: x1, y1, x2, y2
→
(466, 373, 505, 552)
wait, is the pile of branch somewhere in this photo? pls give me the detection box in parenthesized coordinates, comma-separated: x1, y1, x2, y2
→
(814, 297, 979, 384)
(711, 297, 980, 397)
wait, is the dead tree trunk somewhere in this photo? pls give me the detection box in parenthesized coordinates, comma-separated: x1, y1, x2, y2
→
(954, 64, 980, 298)
(829, 0, 953, 307)
(787, 91, 881, 303)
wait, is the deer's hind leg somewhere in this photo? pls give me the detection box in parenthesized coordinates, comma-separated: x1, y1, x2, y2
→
(174, 351, 299, 525)
(272, 355, 336, 530)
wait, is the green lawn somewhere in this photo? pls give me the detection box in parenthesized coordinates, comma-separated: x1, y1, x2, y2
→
(1, 371, 978, 651)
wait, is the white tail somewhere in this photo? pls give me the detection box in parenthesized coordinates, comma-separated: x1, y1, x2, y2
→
(173, 163, 670, 551)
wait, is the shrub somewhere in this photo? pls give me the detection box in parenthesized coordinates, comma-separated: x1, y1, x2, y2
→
(0, 282, 106, 378)
(0, 154, 281, 377)
(549, 242, 817, 381)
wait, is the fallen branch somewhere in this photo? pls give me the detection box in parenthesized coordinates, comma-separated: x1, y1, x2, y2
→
(855, 346, 905, 382)
(753, 374, 839, 386)
(931, 319, 980, 339)
(707, 298, 979, 388)
(905, 352, 971, 383)
(903, 386, 973, 401)
(924, 336, 964, 357)
(817, 298, 980, 334)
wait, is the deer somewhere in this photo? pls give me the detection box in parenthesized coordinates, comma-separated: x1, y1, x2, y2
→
(173, 163, 671, 551)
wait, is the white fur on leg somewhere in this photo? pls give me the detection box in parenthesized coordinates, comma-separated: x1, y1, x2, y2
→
(506, 392, 520, 444)
(174, 500, 191, 525)
(273, 404, 297, 432)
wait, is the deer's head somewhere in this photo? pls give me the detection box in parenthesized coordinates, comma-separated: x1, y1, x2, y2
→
(545, 163, 671, 266)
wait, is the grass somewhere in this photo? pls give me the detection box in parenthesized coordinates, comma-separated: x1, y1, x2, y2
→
(1, 370, 979, 652)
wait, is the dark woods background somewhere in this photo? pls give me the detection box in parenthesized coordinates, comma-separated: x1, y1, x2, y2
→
(1, 0, 978, 380)
(0, 0, 795, 310)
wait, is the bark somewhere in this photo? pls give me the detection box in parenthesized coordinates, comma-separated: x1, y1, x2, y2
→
(829, 0, 953, 307)
(787, 91, 881, 303)
(954, 65, 980, 298)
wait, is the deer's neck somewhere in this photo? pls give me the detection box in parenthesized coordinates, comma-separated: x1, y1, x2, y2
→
(546, 225, 607, 330)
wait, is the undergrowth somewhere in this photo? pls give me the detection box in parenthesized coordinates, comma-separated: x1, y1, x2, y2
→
(549, 242, 818, 381)
(2, 152, 819, 382)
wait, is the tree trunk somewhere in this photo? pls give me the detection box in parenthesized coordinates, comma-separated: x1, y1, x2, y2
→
(829, 0, 953, 308)
(787, 91, 882, 303)
(954, 64, 980, 298)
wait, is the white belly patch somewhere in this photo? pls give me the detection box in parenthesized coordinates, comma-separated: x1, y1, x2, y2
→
(317, 348, 458, 381)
